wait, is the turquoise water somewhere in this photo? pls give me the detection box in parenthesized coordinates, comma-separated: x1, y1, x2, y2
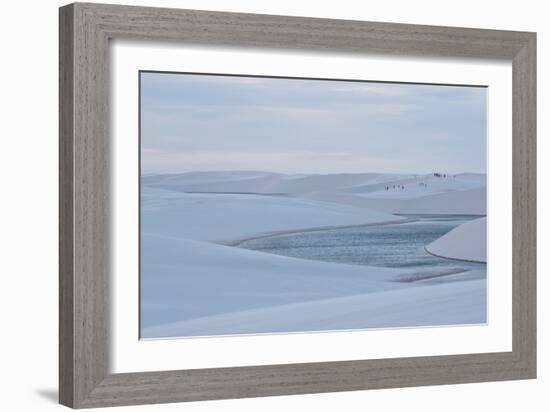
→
(237, 215, 486, 276)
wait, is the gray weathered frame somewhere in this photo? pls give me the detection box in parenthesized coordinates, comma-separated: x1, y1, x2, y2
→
(59, 2, 536, 409)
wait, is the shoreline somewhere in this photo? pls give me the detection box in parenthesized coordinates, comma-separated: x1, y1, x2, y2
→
(424, 246, 486, 264)
(216, 217, 418, 247)
(395, 213, 486, 218)
(393, 267, 469, 283)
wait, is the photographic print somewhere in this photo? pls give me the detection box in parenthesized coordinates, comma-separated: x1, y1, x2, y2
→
(139, 72, 487, 339)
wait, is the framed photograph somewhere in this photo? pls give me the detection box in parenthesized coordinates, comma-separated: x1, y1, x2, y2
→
(59, 2, 536, 408)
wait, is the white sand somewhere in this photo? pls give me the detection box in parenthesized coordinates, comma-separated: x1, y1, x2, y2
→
(141, 234, 485, 338)
(141, 186, 404, 242)
(141, 171, 487, 337)
(426, 217, 487, 263)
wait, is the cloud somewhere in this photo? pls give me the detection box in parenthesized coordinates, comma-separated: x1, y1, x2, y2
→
(140, 73, 486, 174)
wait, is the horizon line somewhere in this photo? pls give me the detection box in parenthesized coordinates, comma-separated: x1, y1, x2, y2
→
(141, 170, 487, 177)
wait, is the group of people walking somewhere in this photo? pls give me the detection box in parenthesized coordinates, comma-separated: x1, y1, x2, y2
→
(383, 173, 456, 192)
(385, 184, 405, 191)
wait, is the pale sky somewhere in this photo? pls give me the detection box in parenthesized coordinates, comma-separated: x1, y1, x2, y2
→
(140, 72, 486, 175)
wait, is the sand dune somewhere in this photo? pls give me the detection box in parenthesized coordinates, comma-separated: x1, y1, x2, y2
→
(143, 275, 486, 337)
(143, 171, 486, 216)
(295, 187, 485, 215)
(141, 170, 487, 337)
(143, 171, 413, 194)
(140, 234, 416, 335)
(396, 187, 486, 215)
(426, 217, 487, 263)
(141, 186, 403, 242)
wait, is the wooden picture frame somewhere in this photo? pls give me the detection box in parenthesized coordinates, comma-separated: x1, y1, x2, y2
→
(59, 2, 536, 408)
